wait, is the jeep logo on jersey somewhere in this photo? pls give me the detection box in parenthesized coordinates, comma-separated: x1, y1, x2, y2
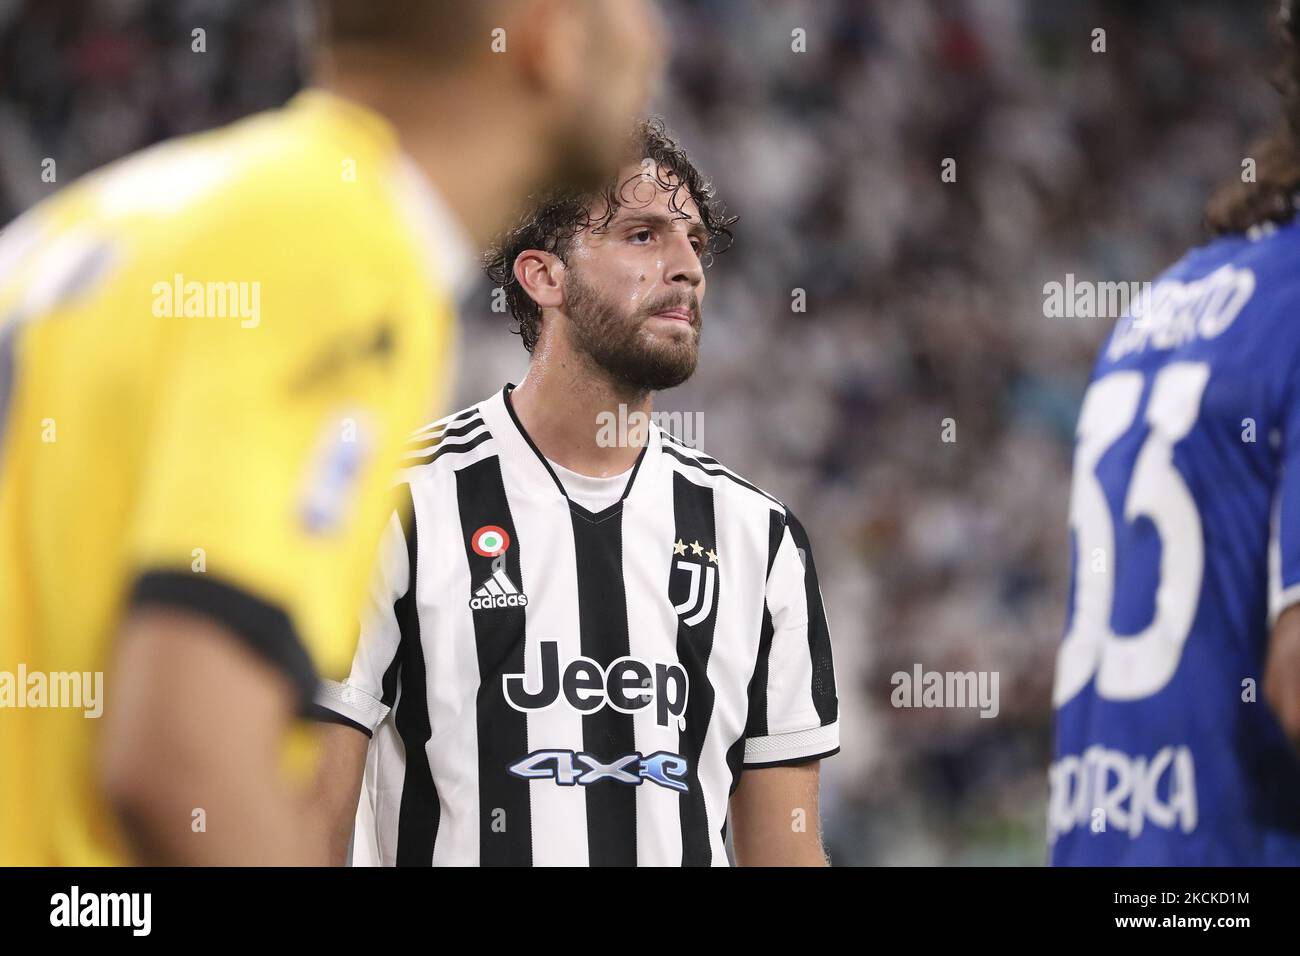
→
(670, 538, 718, 627)
(502, 641, 688, 729)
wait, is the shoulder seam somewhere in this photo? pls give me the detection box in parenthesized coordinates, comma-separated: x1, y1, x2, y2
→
(659, 434, 784, 508)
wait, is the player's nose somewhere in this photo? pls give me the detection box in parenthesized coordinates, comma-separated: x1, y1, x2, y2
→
(665, 234, 704, 288)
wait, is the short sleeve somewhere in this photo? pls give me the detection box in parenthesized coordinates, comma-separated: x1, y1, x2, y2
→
(742, 508, 839, 767)
(311, 500, 415, 736)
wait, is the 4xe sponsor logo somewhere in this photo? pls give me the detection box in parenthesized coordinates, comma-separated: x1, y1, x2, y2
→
(509, 749, 689, 793)
(503, 641, 689, 729)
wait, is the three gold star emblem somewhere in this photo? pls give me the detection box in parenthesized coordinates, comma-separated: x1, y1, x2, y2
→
(674, 538, 718, 564)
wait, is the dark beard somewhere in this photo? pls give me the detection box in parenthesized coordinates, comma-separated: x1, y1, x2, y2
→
(562, 270, 701, 392)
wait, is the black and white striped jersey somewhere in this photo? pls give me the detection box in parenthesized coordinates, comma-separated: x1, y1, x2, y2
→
(315, 384, 839, 866)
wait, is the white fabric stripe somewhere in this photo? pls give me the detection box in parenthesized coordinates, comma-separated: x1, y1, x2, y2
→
(412, 471, 484, 866)
(351, 734, 382, 865)
(761, 525, 818, 735)
(368, 686, 405, 864)
(625, 472, 685, 866)
(325, 505, 410, 864)
(493, 567, 518, 594)
(406, 414, 482, 445)
(698, 479, 770, 865)
(407, 413, 483, 442)
(397, 432, 498, 484)
(743, 722, 839, 765)
(408, 406, 479, 440)
(333, 509, 408, 707)
(480, 388, 567, 505)
(402, 420, 489, 459)
(514, 493, 589, 865)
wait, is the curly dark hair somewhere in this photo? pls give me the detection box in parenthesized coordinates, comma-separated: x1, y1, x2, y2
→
(1205, 0, 1300, 234)
(484, 118, 736, 353)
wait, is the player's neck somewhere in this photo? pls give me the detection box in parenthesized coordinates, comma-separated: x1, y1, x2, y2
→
(509, 354, 652, 480)
(318, 64, 539, 249)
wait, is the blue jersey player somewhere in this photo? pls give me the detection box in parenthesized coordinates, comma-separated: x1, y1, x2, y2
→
(1050, 1, 1300, 866)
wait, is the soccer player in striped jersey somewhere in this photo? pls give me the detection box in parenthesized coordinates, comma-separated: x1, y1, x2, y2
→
(1050, 2, 1300, 865)
(309, 119, 840, 866)
(0, 0, 663, 865)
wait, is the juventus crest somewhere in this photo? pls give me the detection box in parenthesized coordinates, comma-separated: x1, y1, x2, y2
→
(670, 537, 719, 627)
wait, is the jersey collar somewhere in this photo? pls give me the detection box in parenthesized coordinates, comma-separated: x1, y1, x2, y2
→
(481, 384, 661, 517)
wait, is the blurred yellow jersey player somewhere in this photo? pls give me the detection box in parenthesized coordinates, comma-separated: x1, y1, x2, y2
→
(0, 90, 461, 865)
(0, 0, 664, 865)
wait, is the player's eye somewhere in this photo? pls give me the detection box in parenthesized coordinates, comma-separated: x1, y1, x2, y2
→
(630, 228, 653, 244)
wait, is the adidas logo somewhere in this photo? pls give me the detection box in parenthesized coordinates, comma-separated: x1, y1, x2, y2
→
(469, 566, 529, 610)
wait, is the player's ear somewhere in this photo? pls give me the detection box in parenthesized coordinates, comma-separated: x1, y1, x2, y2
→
(513, 249, 565, 310)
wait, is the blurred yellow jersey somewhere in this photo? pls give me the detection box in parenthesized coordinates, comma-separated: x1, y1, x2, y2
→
(0, 90, 460, 864)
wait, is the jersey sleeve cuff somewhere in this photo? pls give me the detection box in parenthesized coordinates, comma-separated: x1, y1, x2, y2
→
(128, 569, 317, 711)
(1270, 581, 1300, 627)
(311, 678, 390, 737)
(743, 721, 839, 767)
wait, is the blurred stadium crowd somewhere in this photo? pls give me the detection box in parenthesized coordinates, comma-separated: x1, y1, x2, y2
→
(0, 0, 1275, 864)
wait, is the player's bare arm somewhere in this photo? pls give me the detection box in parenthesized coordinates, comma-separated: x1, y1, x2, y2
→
(1265, 604, 1300, 751)
(305, 722, 370, 866)
(729, 762, 828, 867)
(100, 608, 326, 866)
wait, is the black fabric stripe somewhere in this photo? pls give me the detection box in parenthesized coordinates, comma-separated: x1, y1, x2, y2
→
(307, 704, 372, 739)
(723, 735, 746, 800)
(391, 483, 440, 865)
(743, 606, 774, 740)
(742, 746, 839, 770)
(404, 428, 492, 467)
(457, 456, 532, 866)
(570, 504, 638, 866)
(406, 406, 480, 444)
(742, 510, 785, 743)
(405, 415, 485, 451)
(380, 499, 416, 708)
(669, 471, 721, 866)
(128, 570, 316, 710)
(659, 441, 780, 506)
(785, 510, 838, 726)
